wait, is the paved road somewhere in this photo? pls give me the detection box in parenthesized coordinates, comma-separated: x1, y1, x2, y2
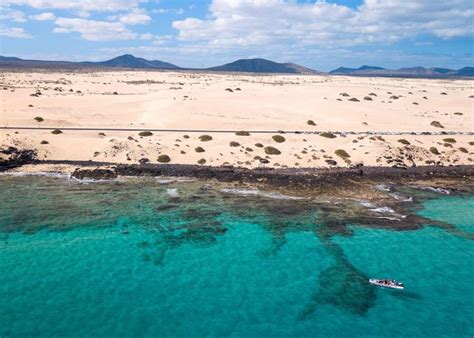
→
(1, 126, 472, 136)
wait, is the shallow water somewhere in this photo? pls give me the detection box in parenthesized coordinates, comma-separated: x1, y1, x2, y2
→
(0, 176, 473, 337)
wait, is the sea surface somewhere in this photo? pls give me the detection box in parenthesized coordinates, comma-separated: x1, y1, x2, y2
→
(0, 175, 473, 337)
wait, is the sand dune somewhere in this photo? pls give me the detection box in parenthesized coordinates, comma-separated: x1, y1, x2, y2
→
(1, 69, 473, 168)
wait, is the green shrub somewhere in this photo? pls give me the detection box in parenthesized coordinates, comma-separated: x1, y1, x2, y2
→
(443, 138, 456, 143)
(255, 143, 263, 148)
(199, 135, 213, 142)
(335, 149, 350, 159)
(459, 147, 468, 153)
(51, 129, 62, 135)
(197, 158, 206, 165)
(430, 147, 440, 155)
(157, 155, 171, 163)
(264, 146, 281, 155)
(40, 140, 49, 145)
(235, 131, 250, 136)
(195, 147, 205, 153)
(34, 116, 44, 122)
(363, 96, 373, 101)
(229, 141, 240, 147)
(348, 98, 360, 102)
(398, 139, 410, 145)
(430, 121, 444, 128)
(307, 120, 316, 126)
(138, 131, 153, 137)
(272, 135, 286, 143)
(320, 132, 336, 139)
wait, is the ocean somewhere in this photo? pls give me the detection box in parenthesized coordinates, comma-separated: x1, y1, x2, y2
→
(0, 175, 473, 337)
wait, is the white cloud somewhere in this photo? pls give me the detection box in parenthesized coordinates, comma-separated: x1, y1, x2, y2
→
(0, 26, 31, 38)
(0, 8, 27, 22)
(30, 12, 55, 21)
(2, 0, 147, 12)
(53, 17, 144, 41)
(118, 8, 151, 25)
(172, 0, 474, 50)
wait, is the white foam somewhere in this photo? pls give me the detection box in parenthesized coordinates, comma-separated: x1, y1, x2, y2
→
(375, 184, 391, 192)
(220, 188, 304, 200)
(371, 207, 396, 214)
(220, 188, 260, 196)
(389, 193, 413, 202)
(0, 171, 70, 179)
(425, 187, 451, 195)
(166, 188, 180, 198)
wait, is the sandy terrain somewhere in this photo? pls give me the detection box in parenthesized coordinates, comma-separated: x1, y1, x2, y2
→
(1, 69, 473, 168)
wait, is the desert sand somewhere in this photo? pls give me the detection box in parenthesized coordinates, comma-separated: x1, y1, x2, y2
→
(1, 69, 473, 169)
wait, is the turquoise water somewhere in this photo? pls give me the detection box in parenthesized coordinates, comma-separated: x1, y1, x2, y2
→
(0, 176, 473, 337)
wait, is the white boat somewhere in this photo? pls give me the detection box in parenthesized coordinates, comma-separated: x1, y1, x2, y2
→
(369, 279, 404, 290)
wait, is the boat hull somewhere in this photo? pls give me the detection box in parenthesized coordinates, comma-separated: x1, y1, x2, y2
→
(369, 279, 404, 290)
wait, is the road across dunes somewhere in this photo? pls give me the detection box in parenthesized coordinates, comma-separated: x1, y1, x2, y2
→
(1, 126, 473, 136)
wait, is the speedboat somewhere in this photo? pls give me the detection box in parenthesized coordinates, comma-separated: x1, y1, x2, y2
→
(369, 279, 404, 290)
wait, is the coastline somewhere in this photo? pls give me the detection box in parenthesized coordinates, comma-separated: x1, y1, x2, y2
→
(2, 158, 473, 190)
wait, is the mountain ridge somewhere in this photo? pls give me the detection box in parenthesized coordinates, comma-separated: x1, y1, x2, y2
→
(0, 54, 472, 77)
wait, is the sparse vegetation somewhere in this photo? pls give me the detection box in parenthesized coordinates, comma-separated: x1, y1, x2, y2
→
(255, 143, 264, 148)
(335, 149, 350, 159)
(225, 88, 234, 92)
(340, 93, 350, 97)
(430, 121, 444, 128)
(230, 141, 240, 147)
(320, 132, 337, 139)
(235, 131, 250, 136)
(198, 158, 206, 165)
(430, 147, 440, 155)
(369, 93, 377, 96)
(307, 120, 316, 126)
(348, 98, 360, 102)
(183, 135, 190, 139)
(40, 140, 49, 145)
(199, 135, 213, 142)
(272, 135, 286, 143)
(138, 131, 153, 137)
(459, 147, 468, 153)
(51, 129, 62, 135)
(443, 138, 456, 143)
(441, 92, 447, 95)
(195, 147, 205, 153)
(34, 116, 44, 122)
(157, 155, 171, 163)
(264, 146, 281, 155)
(363, 96, 373, 101)
(398, 139, 410, 145)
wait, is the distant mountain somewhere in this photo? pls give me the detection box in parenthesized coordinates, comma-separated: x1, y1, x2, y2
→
(329, 65, 474, 78)
(0, 54, 472, 78)
(329, 65, 386, 74)
(457, 67, 474, 76)
(84, 54, 180, 70)
(0, 54, 179, 70)
(207, 58, 320, 74)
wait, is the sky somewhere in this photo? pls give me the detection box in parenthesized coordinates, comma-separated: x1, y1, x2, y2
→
(0, 0, 473, 71)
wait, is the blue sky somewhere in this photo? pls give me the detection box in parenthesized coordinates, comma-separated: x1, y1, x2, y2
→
(0, 0, 473, 71)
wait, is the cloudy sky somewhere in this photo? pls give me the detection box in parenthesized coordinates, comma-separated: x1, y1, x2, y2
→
(0, 0, 473, 71)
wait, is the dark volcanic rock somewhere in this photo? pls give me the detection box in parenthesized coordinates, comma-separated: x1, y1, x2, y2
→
(0, 147, 37, 170)
(72, 168, 117, 180)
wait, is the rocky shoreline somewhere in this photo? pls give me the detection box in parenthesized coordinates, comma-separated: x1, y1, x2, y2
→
(1, 147, 472, 188)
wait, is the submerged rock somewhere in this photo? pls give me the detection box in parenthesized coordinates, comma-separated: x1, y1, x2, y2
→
(71, 168, 117, 180)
